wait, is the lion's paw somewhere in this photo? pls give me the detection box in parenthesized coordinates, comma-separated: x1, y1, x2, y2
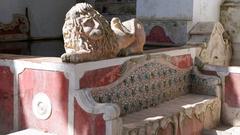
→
(61, 53, 71, 63)
(61, 53, 82, 63)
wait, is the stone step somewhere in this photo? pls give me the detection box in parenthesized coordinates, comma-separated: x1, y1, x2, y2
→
(202, 126, 240, 135)
(8, 129, 54, 135)
(121, 94, 221, 135)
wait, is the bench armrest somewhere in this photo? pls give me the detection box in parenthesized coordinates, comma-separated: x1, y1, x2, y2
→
(75, 89, 122, 135)
(191, 67, 222, 97)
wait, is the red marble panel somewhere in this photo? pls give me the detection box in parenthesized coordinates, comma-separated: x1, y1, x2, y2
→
(171, 54, 193, 69)
(80, 65, 121, 88)
(19, 69, 69, 135)
(74, 99, 105, 135)
(95, 114, 105, 135)
(146, 26, 174, 44)
(225, 73, 240, 107)
(0, 66, 14, 134)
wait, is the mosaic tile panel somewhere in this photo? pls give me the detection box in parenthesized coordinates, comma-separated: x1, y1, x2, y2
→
(91, 62, 191, 115)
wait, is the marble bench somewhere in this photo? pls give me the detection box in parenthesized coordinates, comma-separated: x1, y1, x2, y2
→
(76, 54, 222, 135)
(0, 48, 221, 135)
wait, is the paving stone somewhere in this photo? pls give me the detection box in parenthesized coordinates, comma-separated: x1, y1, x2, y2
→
(8, 129, 54, 135)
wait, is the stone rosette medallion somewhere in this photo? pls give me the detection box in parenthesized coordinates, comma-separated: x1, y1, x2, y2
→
(32, 92, 52, 120)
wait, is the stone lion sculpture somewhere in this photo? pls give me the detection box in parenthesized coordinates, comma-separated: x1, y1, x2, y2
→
(61, 3, 145, 63)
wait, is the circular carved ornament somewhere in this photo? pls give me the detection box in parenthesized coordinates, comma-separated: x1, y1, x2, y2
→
(32, 92, 52, 120)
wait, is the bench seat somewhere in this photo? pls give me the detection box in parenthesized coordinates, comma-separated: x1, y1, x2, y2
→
(122, 94, 220, 135)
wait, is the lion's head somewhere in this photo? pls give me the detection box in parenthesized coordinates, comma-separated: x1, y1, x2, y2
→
(62, 3, 118, 56)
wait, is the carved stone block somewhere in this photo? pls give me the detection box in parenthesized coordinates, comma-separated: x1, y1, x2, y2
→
(188, 22, 232, 66)
(0, 14, 29, 42)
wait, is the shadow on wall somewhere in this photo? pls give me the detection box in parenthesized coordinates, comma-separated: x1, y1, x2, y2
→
(0, 40, 65, 57)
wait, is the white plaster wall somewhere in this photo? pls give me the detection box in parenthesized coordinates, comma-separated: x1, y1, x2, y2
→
(0, 0, 25, 23)
(137, 0, 223, 21)
(137, 0, 193, 20)
(26, 0, 75, 39)
(137, 0, 223, 26)
(193, 0, 223, 23)
(187, 0, 224, 32)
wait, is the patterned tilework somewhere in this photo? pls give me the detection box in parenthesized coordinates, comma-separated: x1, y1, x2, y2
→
(91, 62, 191, 116)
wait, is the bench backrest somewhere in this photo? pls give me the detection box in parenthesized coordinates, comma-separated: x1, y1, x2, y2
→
(91, 55, 192, 115)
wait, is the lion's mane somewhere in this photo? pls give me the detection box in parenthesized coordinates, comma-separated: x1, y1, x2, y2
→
(62, 3, 119, 62)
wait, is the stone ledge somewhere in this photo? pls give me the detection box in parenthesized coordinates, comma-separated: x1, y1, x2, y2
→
(0, 45, 200, 64)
